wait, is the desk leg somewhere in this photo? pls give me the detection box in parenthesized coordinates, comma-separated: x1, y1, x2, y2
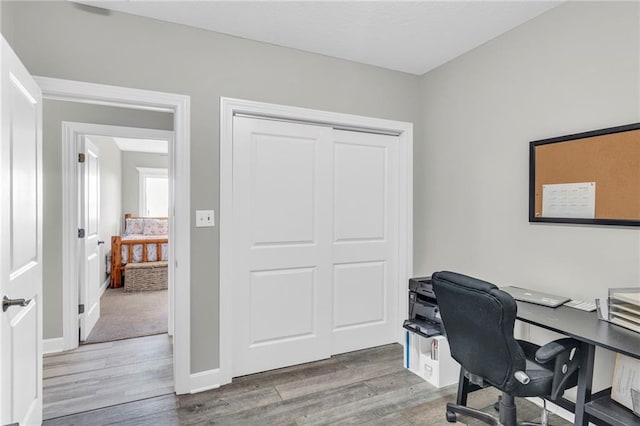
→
(574, 343, 595, 426)
(456, 368, 483, 406)
(456, 369, 470, 406)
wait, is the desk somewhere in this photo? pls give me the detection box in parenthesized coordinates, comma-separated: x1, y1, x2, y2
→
(515, 302, 640, 426)
(457, 301, 640, 426)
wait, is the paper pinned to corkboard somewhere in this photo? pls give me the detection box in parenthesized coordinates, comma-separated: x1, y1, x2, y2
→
(542, 182, 595, 219)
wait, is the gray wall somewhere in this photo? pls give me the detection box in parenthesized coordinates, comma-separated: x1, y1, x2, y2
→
(6, 2, 421, 372)
(121, 151, 169, 216)
(87, 135, 123, 287)
(416, 1, 640, 391)
(42, 99, 172, 338)
(1, 3, 11, 44)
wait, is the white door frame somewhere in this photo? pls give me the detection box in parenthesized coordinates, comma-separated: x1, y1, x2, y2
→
(219, 97, 413, 385)
(60, 123, 175, 348)
(35, 76, 192, 394)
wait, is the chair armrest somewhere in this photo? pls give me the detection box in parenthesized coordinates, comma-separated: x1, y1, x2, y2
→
(535, 338, 580, 364)
(535, 338, 581, 400)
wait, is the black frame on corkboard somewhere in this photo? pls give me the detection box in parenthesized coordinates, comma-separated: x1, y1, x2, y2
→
(529, 122, 640, 227)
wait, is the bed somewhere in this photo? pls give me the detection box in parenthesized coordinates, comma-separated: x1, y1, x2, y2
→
(110, 214, 169, 288)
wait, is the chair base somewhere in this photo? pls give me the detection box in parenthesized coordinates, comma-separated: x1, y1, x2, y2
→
(445, 393, 549, 426)
(521, 399, 549, 426)
(445, 392, 517, 426)
(446, 402, 500, 425)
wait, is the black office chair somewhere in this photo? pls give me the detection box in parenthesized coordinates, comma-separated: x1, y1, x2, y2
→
(431, 271, 581, 426)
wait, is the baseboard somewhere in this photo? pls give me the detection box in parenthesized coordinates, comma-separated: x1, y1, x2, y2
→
(43, 337, 65, 355)
(525, 397, 575, 424)
(190, 368, 222, 394)
(100, 277, 110, 296)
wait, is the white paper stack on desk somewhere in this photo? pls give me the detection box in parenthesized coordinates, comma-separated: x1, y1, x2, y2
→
(608, 288, 640, 334)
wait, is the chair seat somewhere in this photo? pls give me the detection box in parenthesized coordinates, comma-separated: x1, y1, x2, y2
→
(509, 340, 554, 397)
(511, 340, 578, 397)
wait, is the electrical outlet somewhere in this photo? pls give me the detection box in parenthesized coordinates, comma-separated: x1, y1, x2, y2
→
(195, 210, 215, 227)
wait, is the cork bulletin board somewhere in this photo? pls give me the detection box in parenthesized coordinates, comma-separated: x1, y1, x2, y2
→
(529, 123, 640, 226)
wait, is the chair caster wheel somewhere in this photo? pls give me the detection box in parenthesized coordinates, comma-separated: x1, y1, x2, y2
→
(446, 411, 457, 423)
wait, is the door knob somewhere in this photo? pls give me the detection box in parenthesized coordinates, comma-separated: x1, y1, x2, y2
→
(97, 240, 105, 246)
(2, 295, 31, 312)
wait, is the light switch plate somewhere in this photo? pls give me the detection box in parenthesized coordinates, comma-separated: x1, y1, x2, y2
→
(195, 210, 215, 227)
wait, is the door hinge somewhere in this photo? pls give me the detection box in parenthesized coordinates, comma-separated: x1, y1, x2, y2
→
(78, 153, 85, 163)
(78, 228, 85, 238)
(78, 304, 85, 314)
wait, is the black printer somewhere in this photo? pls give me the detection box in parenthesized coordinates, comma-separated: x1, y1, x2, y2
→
(403, 276, 444, 338)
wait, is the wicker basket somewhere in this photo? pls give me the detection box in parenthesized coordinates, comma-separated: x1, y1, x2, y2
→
(124, 261, 168, 292)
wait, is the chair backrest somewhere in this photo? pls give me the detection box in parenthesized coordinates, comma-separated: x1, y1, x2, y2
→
(431, 271, 527, 393)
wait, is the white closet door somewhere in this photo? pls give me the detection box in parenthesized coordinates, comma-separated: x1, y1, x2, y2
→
(232, 117, 333, 377)
(331, 130, 398, 354)
(232, 117, 400, 377)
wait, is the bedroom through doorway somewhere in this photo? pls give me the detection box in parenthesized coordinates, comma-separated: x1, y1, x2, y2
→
(83, 133, 172, 345)
(42, 110, 177, 420)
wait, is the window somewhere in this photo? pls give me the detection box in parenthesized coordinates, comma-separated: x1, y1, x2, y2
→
(138, 167, 168, 217)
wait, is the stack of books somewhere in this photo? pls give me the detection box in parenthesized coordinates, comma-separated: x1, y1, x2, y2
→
(609, 288, 640, 334)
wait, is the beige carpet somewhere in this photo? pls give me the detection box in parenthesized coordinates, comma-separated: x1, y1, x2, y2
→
(84, 288, 168, 344)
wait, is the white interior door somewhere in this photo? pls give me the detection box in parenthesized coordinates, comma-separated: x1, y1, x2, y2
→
(232, 117, 333, 376)
(79, 137, 101, 341)
(0, 36, 43, 426)
(232, 117, 400, 377)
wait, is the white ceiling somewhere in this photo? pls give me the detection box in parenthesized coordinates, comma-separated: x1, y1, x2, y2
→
(88, 135, 168, 154)
(113, 137, 168, 153)
(78, 1, 561, 75)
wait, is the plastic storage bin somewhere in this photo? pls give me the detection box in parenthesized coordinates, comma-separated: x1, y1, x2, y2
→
(405, 331, 459, 388)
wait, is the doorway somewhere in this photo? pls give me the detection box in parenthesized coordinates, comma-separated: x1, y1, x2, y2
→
(34, 76, 192, 397)
(78, 130, 173, 345)
(43, 118, 177, 420)
(56, 123, 175, 346)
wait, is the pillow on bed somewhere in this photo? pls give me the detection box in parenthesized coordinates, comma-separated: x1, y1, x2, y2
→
(143, 218, 168, 235)
(124, 218, 144, 235)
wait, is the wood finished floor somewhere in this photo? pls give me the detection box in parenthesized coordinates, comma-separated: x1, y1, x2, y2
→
(43, 339, 572, 426)
(43, 334, 174, 421)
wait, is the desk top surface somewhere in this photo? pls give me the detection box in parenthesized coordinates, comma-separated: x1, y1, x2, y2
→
(516, 301, 640, 360)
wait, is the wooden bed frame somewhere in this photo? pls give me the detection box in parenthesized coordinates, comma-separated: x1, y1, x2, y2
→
(110, 213, 168, 288)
